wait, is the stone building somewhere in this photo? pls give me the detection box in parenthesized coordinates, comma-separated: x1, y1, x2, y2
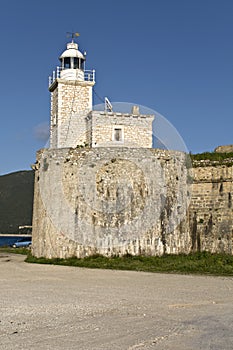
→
(32, 37, 233, 258)
(49, 40, 154, 149)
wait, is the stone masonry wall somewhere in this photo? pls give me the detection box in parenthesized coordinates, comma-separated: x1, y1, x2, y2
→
(32, 148, 233, 258)
(90, 111, 154, 148)
(189, 162, 233, 254)
(32, 148, 191, 258)
(49, 79, 94, 148)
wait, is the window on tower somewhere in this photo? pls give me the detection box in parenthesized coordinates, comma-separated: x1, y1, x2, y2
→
(73, 58, 79, 69)
(114, 128, 123, 142)
(64, 57, 71, 69)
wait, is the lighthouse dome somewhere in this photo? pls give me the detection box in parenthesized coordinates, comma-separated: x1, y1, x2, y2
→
(59, 42, 85, 60)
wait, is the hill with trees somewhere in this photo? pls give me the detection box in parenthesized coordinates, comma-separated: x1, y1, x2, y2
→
(0, 171, 34, 233)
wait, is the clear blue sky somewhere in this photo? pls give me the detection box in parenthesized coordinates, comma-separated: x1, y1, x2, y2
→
(0, 0, 232, 175)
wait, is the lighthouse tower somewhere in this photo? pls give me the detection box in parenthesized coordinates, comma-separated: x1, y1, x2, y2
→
(49, 36, 154, 149)
(49, 37, 95, 148)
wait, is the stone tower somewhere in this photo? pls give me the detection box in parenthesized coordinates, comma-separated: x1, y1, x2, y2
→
(49, 39, 95, 148)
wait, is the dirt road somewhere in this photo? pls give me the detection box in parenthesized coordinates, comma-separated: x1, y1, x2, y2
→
(0, 253, 232, 349)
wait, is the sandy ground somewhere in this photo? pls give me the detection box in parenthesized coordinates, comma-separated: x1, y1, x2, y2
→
(0, 253, 233, 350)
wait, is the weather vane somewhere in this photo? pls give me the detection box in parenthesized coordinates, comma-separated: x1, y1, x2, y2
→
(66, 32, 80, 42)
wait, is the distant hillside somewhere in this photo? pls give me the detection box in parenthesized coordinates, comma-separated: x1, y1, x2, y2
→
(0, 171, 34, 233)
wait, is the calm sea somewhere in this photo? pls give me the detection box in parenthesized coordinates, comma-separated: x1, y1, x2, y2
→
(0, 236, 29, 247)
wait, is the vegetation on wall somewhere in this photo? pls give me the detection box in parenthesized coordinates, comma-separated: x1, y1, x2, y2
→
(190, 152, 233, 167)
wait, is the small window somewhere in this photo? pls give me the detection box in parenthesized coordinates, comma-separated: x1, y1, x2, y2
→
(114, 128, 122, 141)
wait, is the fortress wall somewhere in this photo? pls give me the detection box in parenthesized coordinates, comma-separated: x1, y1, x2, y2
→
(189, 163, 233, 254)
(32, 148, 233, 258)
(32, 148, 191, 258)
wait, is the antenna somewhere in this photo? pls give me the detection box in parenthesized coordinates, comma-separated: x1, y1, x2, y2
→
(66, 32, 80, 42)
(105, 97, 113, 112)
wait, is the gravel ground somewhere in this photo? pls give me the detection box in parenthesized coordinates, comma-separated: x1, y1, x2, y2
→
(0, 252, 233, 350)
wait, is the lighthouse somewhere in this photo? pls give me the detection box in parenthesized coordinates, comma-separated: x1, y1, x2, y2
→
(48, 35, 154, 149)
(49, 37, 95, 148)
(32, 35, 192, 260)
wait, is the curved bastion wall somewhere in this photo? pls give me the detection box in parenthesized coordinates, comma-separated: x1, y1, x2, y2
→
(31, 148, 233, 258)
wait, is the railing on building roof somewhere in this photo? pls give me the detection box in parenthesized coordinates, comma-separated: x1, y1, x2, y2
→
(49, 66, 95, 86)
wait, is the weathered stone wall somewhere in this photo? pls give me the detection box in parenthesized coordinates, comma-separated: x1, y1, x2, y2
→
(32, 148, 191, 258)
(189, 162, 233, 254)
(32, 148, 233, 258)
(49, 79, 94, 148)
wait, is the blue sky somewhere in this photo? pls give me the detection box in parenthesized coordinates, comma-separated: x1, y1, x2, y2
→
(0, 0, 232, 175)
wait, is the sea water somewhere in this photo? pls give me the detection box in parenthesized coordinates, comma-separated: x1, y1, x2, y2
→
(0, 236, 29, 247)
